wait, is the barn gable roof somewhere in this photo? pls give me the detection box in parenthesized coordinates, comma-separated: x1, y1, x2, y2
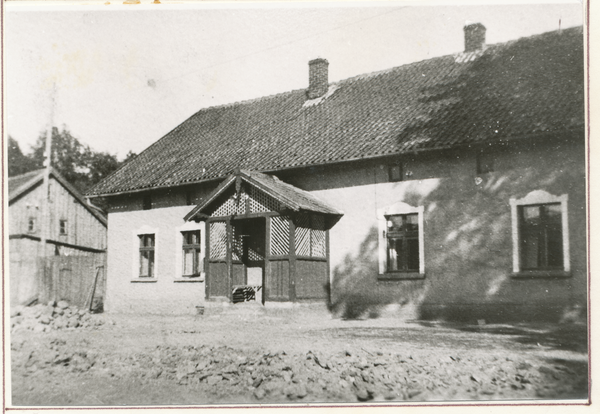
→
(87, 26, 584, 197)
(9, 168, 108, 227)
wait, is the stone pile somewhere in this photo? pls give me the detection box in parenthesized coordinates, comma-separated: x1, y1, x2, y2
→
(121, 345, 586, 402)
(10, 301, 107, 332)
(10, 336, 587, 402)
(12, 337, 98, 375)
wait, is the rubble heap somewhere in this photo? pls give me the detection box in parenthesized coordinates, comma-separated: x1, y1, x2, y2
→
(10, 301, 109, 332)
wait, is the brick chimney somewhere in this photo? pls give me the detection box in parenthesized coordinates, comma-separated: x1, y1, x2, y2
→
(308, 58, 329, 99)
(464, 22, 486, 52)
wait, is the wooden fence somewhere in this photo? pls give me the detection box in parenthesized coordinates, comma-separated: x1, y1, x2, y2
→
(37, 253, 106, 310)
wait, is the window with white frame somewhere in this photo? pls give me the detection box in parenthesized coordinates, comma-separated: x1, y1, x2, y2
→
(181, 230, 201, 277)
(378, 202, 425, 278)
(510, 190, 570, 275)
(132, 225, 159, 281)
(174, 221, 205, 281)
(138, 234, 155, 278)
(385, 214, 419, 272)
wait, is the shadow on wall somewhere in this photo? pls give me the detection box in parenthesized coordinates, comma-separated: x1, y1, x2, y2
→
(329, 227, 425, 320)
(330, 166, 586, 323)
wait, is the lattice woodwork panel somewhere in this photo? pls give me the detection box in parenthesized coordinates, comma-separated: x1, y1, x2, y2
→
(295, 214, 311, 256)
(209, 222, 227, 260)
(312, 229, 326, 257)
(311, 214, 326, 257)
(248, 247, 263, 261)
(212, 189, 248, 217)
(236, 188, 248, 215)
(213, 196, 235, 217)
(249, 186, 279, 213)
(270, 216, 290, 256)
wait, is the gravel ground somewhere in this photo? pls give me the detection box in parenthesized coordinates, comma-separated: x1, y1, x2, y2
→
(9, 302, 589, 406)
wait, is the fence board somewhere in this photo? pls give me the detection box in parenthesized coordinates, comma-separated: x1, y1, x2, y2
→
(38, 253, 106, 309)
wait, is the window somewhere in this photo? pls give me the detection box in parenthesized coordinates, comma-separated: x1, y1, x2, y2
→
(510, 190, 570, 276)
(139, 234, 155, 278)
(476, 150, 494, 174)
(378, 202, 425, 278)
(186, 189, 194, 206)
(389, 163, 403, 182)
(28, 217, 36, 233)
(59, 219, 67, 235)
(143, 194, 152, 210)
(385, 214, 419, 272)
(519, 204, 562, 269)
(182, 230, 201, 277)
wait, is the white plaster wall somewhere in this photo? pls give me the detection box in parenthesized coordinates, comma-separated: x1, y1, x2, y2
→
(105, 206, 206, 314)
(312, 178, 440, 274)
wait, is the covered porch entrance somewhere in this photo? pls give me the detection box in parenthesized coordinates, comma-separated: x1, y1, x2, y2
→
(184, 169, 342, 304)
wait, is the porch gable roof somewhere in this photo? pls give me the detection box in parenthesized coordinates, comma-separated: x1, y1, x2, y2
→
(184, 169, 343, 221)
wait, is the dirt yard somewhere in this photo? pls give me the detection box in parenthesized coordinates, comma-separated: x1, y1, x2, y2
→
(10, 302, 589, 406)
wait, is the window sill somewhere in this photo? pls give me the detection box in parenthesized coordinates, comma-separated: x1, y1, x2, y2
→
(510, 270, 571, 279)
(378, 272, 425, 281)
(131, 278, 158, 283)
(174, 277, 205, 283)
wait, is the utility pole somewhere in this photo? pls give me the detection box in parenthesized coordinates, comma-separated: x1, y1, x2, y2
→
(39, 83, 55, 295)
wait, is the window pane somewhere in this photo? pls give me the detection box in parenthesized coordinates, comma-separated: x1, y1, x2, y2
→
(544, 204, 562, 221)
(405, 214, 418, 232)
(523, 206, 541, 223)
(182, 231, 200, 246)
(387, 216, 403, 232)
(148, 251, 154, 277)
(521, 230, 539, 269)
(547, 225, 563, 267)
(387, 239, 400, 272)
(183, 249, 195, 275)
(407, 238, 419, 271)
(140, 251, 151, 277)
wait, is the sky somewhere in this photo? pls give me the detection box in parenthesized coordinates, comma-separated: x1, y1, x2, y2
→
(4, 0, 584, 160)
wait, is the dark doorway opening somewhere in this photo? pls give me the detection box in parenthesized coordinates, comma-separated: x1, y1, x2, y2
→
(232, 217, 266, 304)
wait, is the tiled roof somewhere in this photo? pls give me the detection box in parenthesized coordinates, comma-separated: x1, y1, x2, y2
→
(9, 168, 108, 226)
(88, 26, 584, 197)
(185, 169, 343, 222)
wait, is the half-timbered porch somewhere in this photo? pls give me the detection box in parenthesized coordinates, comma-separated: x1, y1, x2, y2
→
(184, 169, 343, 304)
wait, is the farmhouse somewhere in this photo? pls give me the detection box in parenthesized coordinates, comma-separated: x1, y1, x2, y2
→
(9, 168, 107, 305)
(87, 24, 586, 322)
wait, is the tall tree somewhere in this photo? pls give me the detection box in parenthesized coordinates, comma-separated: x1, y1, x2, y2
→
(8, 128, 134, 196)
(29, 126, 122, 193)
(7, 136, 37, 176)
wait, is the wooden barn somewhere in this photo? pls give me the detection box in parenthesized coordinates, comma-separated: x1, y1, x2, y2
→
(87, 24, 586, 322)
(9, 168, 107, 305)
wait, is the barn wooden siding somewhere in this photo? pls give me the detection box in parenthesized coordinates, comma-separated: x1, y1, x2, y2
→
(9, 176, 106, 251)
